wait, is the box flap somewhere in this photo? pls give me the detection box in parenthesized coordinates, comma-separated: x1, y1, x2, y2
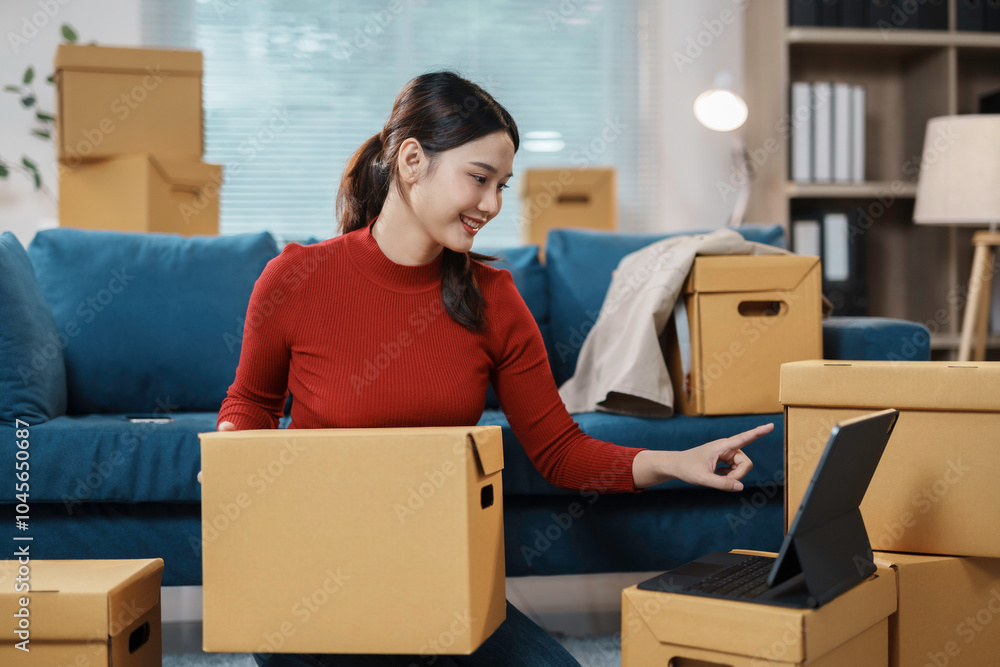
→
(622, 564, 895, 662)
(0, 559, 162, 641)
(152, 156, 223, 190)
(686, 255, 820, 294)
(780, 360, 1000, 412)
(468, 427, 504, 476)
(56, 43, 202, 75)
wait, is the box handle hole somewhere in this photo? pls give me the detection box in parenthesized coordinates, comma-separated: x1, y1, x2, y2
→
(669, 659, 732, 667)
(129, 621, 150, 654)
(481, 484, 494, 509)
(556, 194, 590, 204)
(737, 300, 785, 317)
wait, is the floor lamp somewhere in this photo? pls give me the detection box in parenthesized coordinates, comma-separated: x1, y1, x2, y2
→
(694, 72, 749, 228)
(913, 115, 1000, 362)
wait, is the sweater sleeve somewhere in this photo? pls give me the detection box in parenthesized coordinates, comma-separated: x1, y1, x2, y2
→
(488, 271, 646, 493)
(217, 244, 302, 430)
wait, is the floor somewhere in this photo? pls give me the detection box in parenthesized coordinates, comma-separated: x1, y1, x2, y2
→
(162, 571, 660, 654)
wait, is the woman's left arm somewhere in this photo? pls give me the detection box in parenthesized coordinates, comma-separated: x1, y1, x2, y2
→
(488, 271, 772, 493)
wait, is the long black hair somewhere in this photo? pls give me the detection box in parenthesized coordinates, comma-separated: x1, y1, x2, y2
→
(336, 71, 519, 332)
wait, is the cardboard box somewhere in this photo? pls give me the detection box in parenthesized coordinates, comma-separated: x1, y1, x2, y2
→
(55, 44, 203, 163)
(665, 255, 823, 415)
(874, 552, 1000, 667)
(0, 559, 163, 666)
(198, 426, 505, 654)
(60, 154, 222, 235)
(781, 361, 1000, 557)
(518, 167, 616, 252)
(621, 550, 895, 666)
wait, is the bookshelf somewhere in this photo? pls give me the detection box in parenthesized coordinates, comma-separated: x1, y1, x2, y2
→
(743, 2, 1000, 358)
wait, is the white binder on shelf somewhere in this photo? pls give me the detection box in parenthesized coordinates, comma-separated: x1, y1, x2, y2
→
(811, 82, 833, 183)
(833, 83, 852, 184)
(790, 82, 813, 183)
(850, 85, 866, 183)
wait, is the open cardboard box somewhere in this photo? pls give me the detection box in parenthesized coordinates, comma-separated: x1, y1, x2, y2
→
(0, 559, 163, 666)
(59, 154, 222, 235)
(55, 44, 203, 164)
(781, 361, 1000, 557)
(621, 550, 895, 666)
(199, 426, 505, 655)
(665, 254, 823, 416)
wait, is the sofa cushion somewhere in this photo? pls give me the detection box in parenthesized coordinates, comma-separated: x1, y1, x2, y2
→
(0, 413, 213, 504)
(0, 232, 67, 425)
(545, 225, 787, 386)
(28, 229, 279, 414)
(822, 316, 931, 361)
(478, 408, 784, 496)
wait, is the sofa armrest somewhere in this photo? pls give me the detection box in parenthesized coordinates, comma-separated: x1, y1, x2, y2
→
(822, 316, 931, 362)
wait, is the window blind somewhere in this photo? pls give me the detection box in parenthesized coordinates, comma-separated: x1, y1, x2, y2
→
(142, 0, 653, 246)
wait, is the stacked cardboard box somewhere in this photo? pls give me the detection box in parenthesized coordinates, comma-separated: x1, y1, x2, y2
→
(198, 426, 505, 654)
(781, 360, 1000, 666)
(0, 558, 163, 666)
(518, 167, 617, 254)
(55, 44, 222, 235)
(622, 550, 896, 665)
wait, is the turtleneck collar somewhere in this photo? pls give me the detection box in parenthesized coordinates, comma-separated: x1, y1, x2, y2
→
(346, 218, 444, 293)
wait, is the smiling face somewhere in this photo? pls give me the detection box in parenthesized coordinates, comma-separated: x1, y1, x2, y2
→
(403, 131, 515, 254)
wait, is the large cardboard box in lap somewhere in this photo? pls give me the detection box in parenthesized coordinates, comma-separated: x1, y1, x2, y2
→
(666, 255, 823, 416)
(55, 44, 203, 163)
(621, 550, 896, 666)
(874, 552, 1000, 667)
(781, 361, 1000, 557)
(0, 558, 163, 666)
(198, 426, 505, 655)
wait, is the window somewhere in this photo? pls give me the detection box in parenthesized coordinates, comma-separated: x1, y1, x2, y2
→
(142, 0, 653, 246)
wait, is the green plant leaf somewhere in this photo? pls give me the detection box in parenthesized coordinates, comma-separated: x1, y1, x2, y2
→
(46, 75, 54, 85)
(21, 96, 35, 108)
(31, 129, 51, 140)
(23, 67, 34, 85)
(3, 85, 23, 94)
(0, 164, 8, 178)
(62, 24, 78, 42)
(22, 157, 38, 172)
(35, 112, 55, 122)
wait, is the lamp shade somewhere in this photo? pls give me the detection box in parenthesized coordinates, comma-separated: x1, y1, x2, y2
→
(913, 115, 1000, 226)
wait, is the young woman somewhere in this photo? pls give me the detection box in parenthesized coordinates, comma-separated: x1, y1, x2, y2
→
(211, 71, 772, 667)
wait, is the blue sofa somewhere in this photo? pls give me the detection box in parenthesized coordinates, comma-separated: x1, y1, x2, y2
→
(0, 226, 930, 586)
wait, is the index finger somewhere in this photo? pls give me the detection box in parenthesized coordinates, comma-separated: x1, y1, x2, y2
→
(722, 423, 774, 453)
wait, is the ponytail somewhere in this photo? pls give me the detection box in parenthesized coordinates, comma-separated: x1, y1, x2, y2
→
(336, 133, 390, 234)
(335, 71, 519, 333)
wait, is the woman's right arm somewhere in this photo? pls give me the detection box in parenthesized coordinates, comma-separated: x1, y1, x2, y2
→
(216, 246, 302, 430)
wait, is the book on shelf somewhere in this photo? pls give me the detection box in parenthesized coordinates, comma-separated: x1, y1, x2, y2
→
(792, 209, 868, 316)
(789, 81, 865, 184)
(789, 0, 949, 29)
(958, 0, 986, 31)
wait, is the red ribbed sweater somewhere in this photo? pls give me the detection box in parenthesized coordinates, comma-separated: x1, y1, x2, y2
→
(218, 219, 644, 493)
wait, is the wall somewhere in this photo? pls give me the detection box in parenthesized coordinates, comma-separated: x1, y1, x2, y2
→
(0, 0, 141, 247)
(0, 0, 746, 244)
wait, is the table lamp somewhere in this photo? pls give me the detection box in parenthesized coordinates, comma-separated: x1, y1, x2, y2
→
(913, 115, 1000, 361)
